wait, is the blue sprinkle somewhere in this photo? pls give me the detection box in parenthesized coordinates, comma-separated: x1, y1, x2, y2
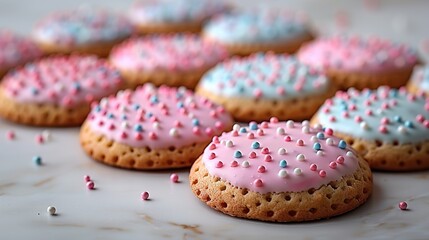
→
(405, 121, 414, 128)
(132, 104, 140, 110)
(31, 88, 39, 95)
(94, 105, 101, 112)
(150, 96, 159, 104)
(73, 83, 81, 90)
(238, 86, 245, 93)
(107, 113, 115, 119)
(316, 132, 325, 140)
(313, 142, 322, 151)
(177, 102, 184, 108)
(394, 116, 402, 123)
(239, 127, 247, 133)
(249, 123, 258, 130)
(251, 142, 260, 149)
(279, 160, 288, 168)
(134, 124, 143, 132)
(234, 151, 242, 158)
(338, 140, 347, 149)
(390, 89, 398, 97)
(192, 118, 200, 126)
(146, 112, 153, 118)
(176, 92, 183, 99)
(33, 156, 42, 166)
(121, 114, 127, 120)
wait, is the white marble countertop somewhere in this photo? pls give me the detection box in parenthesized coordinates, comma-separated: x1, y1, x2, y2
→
(1, 0, 429, 239)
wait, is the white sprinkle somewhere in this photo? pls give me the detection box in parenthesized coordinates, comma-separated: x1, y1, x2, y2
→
(313, 123, 323, 130)
(169, 128, 179, 137)
(188, 113, 195, 118)
(293, 168, 302, 175)
(220, 139, 227, 145)
(55, 83, 65, 92)
(310, 136, 318, 142)
(278, 169, 288, 178)
(42, 130, 51, 141)
(233, 124, 241, 131)
(296, 154, 306, 161)
(302, 120, 310, 126)
(47, 206, 56, 215)
(242, 161, 250, 168)
(277, 148, 287, 155)
(346, 151, 354, 157)
(276, 127, 285, 135)
(121, 121, 129, 129)
(153, 122, 160, 129)
(286, 120, 294, 128)
(316, 150, 324, 156)
(226, 140, 234, 148)
(360, 122, 369, 130)
(398, 126, 407, 134)
(99, 98, 108, 107)
(326, 138, 334, 146)
(301, 126, 310, 134)
(119, 105, 127, 112)
(376, 109, 384, 115)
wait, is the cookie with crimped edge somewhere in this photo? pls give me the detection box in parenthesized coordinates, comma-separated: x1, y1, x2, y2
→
(196, 53, 337, 122)
(297, 36, 419, 90)
(0, 31, 42, 78)
(0, 55, 123, 126)
(109, 34, 229, 90)
(32, 9, 133, 57)
(311, 86, 429, 171)
(407, 66, 429, 95)
(80, 84, 233, 170)
(190, 118, 372, 222)
(203, 10, 314, 56)
(128, 0, 229, 34)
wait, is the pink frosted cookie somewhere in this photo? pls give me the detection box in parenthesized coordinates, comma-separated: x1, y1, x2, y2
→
(190, 119, 372, 222)
(0, 31, 42, 78)
(32, 9, 134, 57)
(80, 84, 233, 170)
(297, 36, 419, 90)
(0, 55, 124, 126)
(109, 34, 229, 89)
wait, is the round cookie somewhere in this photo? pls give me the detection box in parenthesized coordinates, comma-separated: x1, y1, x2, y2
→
(407, 66, 429, 95)
(32, 9, 134, 57)
(80, 84, 233, 170)
(311, 86, 429, 171)
(109, 34, 229, 89)
(196, 53, 337, 122)
(0, 55, 123, 126)
(0, 31, 42, 78)
(203, 10, 314, 56)
(128, 0, 229, 34)
(190, 119, 372, 222)
(297, 36, 419, 90)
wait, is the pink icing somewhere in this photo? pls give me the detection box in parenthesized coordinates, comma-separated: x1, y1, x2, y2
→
(202, 119, 359, 193)
(86, 84, 233, 149)
(109, 34, 229, 72)
(0, 31, 41, 69)
(297, 36, 418, 73)
(2, 55, 123, 107)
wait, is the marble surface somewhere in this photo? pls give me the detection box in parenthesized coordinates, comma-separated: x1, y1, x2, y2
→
(1, 0, 429, 239)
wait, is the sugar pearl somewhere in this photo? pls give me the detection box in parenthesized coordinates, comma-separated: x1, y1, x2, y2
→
(170, 173, 179, 183)
(276, 127, 285, 135)
(278, 169, 288, 178)
(242, 161, 250, 168)
(226, 140, 234, 148)
(326, 138, 334, 146)
(47, 206, 56, 215)
(399, 201, 408, 210)
(277, 148, 287, 155)
(141, 191, 150, 200)
(286, 120, 294, 128)
(293, 168, 302, 175)
(87, 181, 95, 190)
(296, 154, 305, 162)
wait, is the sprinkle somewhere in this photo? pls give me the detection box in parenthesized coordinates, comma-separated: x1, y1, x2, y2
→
(239, 127, 247, 133)
(270, 117, 279, 123)
(398, 201, 408, 210)
(247, 133, 255, 139)
(254, 179, 263, 187)
(277, 148, 287, 155)
(121, 121, 129, 129)
(313, 142, 322, 151)
(257, 129, 264, 136)
(212, 136, 220, 144)
(134, 124, 143, 132)
(241, 161, 250, 168)
(336, 156, 345, 164)
(226, 140, 234, 148)
(141, 192, 150, 201)
(360, 122, 369, 130)
(209, 143, 216, 150)
(47, 206, 56, 216)
(264, 155, 272, 162)
(261, 122, 269, 128)
(87, 181, 95, 190)
(424, 120, 429, 128)
(33, 156, 42, 166)
(35, 134, 44, 144)
(329, 162, 337, 169)
(251, 141, 260, 149)
(293, 168, 302, 175)
(216, 161, 224, 168)
(249, 122, 258, 130)
(316, 132, 325, 140)
(398, 126, 407, 134)
(261, 147, 270, 154)
(208, 152, 216, 160)
(381, 117, 390, 125)
(404, 121, 414, 128)
(6, 131, 15, 140)
(355, 116, 363, 123)
(338, 140, 347, 149)
(279, 160, 288, 168)
(230, 161, 238, 167)
(379, 125, 388, 134)
(233, 124, 240, 131)
(296, 139, 304, 146)
(234, 150, 242, 158)
(326, 138, 334, 146)
(346, 151, 354, 157)
(276, 127, 285, 135)
(319, 170, 326, 177)
(316, 150, 324, 156)
(296, 154, 305, 162)
(84, 175, 91, 182)
(170, 173, 179, 183)
(310, 164, 317, 171)
(278, 169, 288, 178)
(310, 136, 318, 142)
(286, 120, 294, 128)
(42, 130, 51, 141)
(301, 126, 310, 134)
(257, 165, 266, 173)
(284, 136, 292, 142)
(192, 118, 200, 126)
(325, 128, 333, 136)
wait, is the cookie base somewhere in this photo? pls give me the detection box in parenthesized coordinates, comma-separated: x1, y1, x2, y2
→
(0, 89, 90, 127)
(80, 122, 211, 170)
(407, 81, 428, 95)
(196, 84, 337, 122)
(190, 157, 372, 222)
(133, 22, 202, 34)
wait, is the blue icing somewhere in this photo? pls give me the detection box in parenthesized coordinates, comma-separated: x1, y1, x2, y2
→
(199, 53, 329, 100)
(130, 0, 227, 23)
(317, 87, 429, 144)
(204, 10, 309, 44)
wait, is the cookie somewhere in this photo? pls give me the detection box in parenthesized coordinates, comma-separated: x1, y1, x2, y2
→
(109, 34, 229, 89)
(128, 0, 229, 34)
(80, 84, 233, 170)
(297, 36, 419, 90)
(32, 9, 134, 57)
(0, 31, 42, 78)
(190, 119, 372, 222)
(196, 53, 337, 122)
(203, 10, 314, 56)
(407, 66, 429, 95)
(311, 86, 429, 171)
(0, 55, 123, 126)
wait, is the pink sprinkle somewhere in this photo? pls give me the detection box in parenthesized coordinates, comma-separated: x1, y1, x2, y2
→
(325, 128, 333, 136)
(212, 136, 220, 144)
(342, 111, 349, 118)
(35, 135, 44, 144)
(108, 124, 116, 130)
(209, 152, 216, 160)
(174, 120, 182, 127)
(329, 116, 336, 122)
(6, 131, 15, 140)
(336, 156, 345, 164)
(84, 175, 91, 182)
(408, 94, 416, 102)
(349, 104, 357, 111)
(247, 133, 255, 139)
(141, 191, 149, 201)
(149, 132, 157, 140)
(296, 139, 304, 146)
(365, 109, 373, 116)
(329, 162, 337, 169)
(257, 166, 266, 173)
(424, 120, 429, 128)
(249, 151, 257, 159)
(193, 127, 200, 135)
(170, 173, 179, 183)
(135, 133, 143, 140)
(261, 122, 269, 128)
(87, 181, 95, 190)
(230, 161, 238, 167)
(254, 179, 263, 187)
(264, 155, 272, 162)
(215, 161, 223, 168)
(284, 136, 292, 142)
(398, 201, 408, 210)
(215, 121, 224, 129)
(354, 116, 363, 123)
(276, 86, 285, 95)
(257, 129, 264, 136)
(319, 170, 326, 177)
(210, 110, 217, 118)
(232, 130, 239, 136)
(416, 114, 425, 123)
(381, 103, 389, 109)
(381, 117, 390, 125)
(261, 147, 270, 154)
(310, 164, 317, 171)
(254, 89, 263, 98)
(209, 143, 216, 150)
(270, 117, 279, 123)
(120, 132, 128, 139)
(205, 127, 214, 136)
(379, 125, 388, 134)
(323, 107, 330, 113)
